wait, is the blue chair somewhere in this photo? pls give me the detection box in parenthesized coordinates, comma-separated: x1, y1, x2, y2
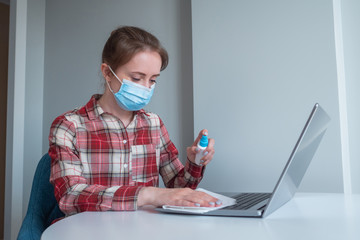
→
(17, 154, 65, 240)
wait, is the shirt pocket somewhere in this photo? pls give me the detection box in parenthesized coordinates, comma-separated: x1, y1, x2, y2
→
(130, 144, 160, 183)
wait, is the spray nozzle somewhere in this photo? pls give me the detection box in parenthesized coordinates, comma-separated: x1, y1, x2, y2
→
(199, 135, 208, 148)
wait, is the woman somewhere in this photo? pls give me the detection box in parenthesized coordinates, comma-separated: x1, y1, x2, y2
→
(49, 26, 220, 217)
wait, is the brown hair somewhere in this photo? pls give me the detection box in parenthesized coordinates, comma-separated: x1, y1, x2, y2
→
(102, 26, 168, 71)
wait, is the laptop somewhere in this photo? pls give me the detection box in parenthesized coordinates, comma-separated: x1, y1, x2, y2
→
(156, 103, 331, 218)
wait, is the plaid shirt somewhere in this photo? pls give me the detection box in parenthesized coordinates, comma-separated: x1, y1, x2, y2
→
(49, 95, 204, 216)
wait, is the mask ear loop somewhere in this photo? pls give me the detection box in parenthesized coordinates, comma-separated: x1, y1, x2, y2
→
(108, 65, 123, 83)
(105, 80, 114, 93)
(106, 65, 123, 94)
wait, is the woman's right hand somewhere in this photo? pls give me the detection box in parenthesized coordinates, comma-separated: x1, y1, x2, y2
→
(137, 187, 222, 208)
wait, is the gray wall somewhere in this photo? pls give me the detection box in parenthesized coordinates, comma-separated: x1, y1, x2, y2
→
(342, 0, 360, 193)
(192, 0, 343, 193)
(42, 0, 194, 167)
(10, 0, 193, 238)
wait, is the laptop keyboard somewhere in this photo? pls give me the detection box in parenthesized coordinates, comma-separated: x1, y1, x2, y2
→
(225, 193, 271, 210)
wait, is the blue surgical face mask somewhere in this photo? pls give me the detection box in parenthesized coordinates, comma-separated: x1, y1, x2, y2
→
(106, 66, 155, 111)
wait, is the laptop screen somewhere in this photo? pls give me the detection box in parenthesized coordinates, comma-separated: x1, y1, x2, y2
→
(263, 104, 330, 217)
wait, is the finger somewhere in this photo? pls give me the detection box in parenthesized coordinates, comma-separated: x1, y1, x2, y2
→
(197, 145, 214, 158)
(193, 192, 221, 207)
(200, 149, 215, 166)
(173, 189, 222, 207)
(169, 189, 199, 207)
(201, 158, 213, 167)
(200, 138, 214, 159)
(200, 139, 214, 160)
(187, 146, 200, 155)
(201, 147, 215, 159)
(186, 191, 219, 206)
(206, 137, 215, 149)
(174, 199, 199, 207)
(186, 146, 192, 155)
(200, 150, 215, 162)
(192, 129, 209, 147)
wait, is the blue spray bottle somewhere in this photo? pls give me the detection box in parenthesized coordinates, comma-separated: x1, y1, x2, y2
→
(194, 134, 209, 165)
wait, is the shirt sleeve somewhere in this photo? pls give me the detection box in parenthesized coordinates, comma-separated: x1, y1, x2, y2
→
(49, 115, 143, 216)
(157, 117, 205, 189)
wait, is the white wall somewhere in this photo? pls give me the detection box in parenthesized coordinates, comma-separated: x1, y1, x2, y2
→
(5, 0, 27, 239)
(23, 0, 45, 219)
(341, 0, 360, 193)
(192, 0, 343, 193)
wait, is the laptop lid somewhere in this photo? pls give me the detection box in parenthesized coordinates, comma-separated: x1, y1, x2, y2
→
(262, 103, 330, 217)
(156, 103, 330, 217)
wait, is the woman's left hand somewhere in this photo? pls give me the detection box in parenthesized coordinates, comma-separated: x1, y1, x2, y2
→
(187, 129, 215, 166)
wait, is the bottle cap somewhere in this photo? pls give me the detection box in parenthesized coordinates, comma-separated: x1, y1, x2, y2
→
(199, 135, 208, 147)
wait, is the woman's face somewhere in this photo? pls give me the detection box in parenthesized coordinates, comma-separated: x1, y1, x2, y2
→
(110, 50, 162, 91)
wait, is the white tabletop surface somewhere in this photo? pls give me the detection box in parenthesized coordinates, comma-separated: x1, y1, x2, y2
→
(41, 193, 360, 240)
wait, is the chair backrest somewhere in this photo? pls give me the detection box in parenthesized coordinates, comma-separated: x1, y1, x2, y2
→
(17, 153, 65, 240)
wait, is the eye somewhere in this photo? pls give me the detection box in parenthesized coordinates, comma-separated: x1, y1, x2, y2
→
(131, 77, 141, 82)
(150, 79, 157, 84)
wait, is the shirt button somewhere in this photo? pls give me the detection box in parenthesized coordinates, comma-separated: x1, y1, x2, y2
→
(123, 164, 128, 169)
(123, 140, 127, 144)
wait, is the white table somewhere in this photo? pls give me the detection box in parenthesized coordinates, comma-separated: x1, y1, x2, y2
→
(41, 193, 360, 240)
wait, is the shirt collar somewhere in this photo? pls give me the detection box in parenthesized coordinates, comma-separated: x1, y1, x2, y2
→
(85, 94, 103, 120)
(85, 94, 149, 120)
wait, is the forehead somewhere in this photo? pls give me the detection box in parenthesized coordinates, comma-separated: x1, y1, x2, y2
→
(119, 51, 162, 75)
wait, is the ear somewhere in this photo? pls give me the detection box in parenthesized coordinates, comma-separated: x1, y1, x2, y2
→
(101, 63, 112, 82)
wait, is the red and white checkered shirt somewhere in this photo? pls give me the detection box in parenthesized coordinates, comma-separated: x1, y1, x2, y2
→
(49, 95, 204, 216)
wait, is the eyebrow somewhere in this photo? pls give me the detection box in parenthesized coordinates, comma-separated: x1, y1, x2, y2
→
(131, 72, 160, 78)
